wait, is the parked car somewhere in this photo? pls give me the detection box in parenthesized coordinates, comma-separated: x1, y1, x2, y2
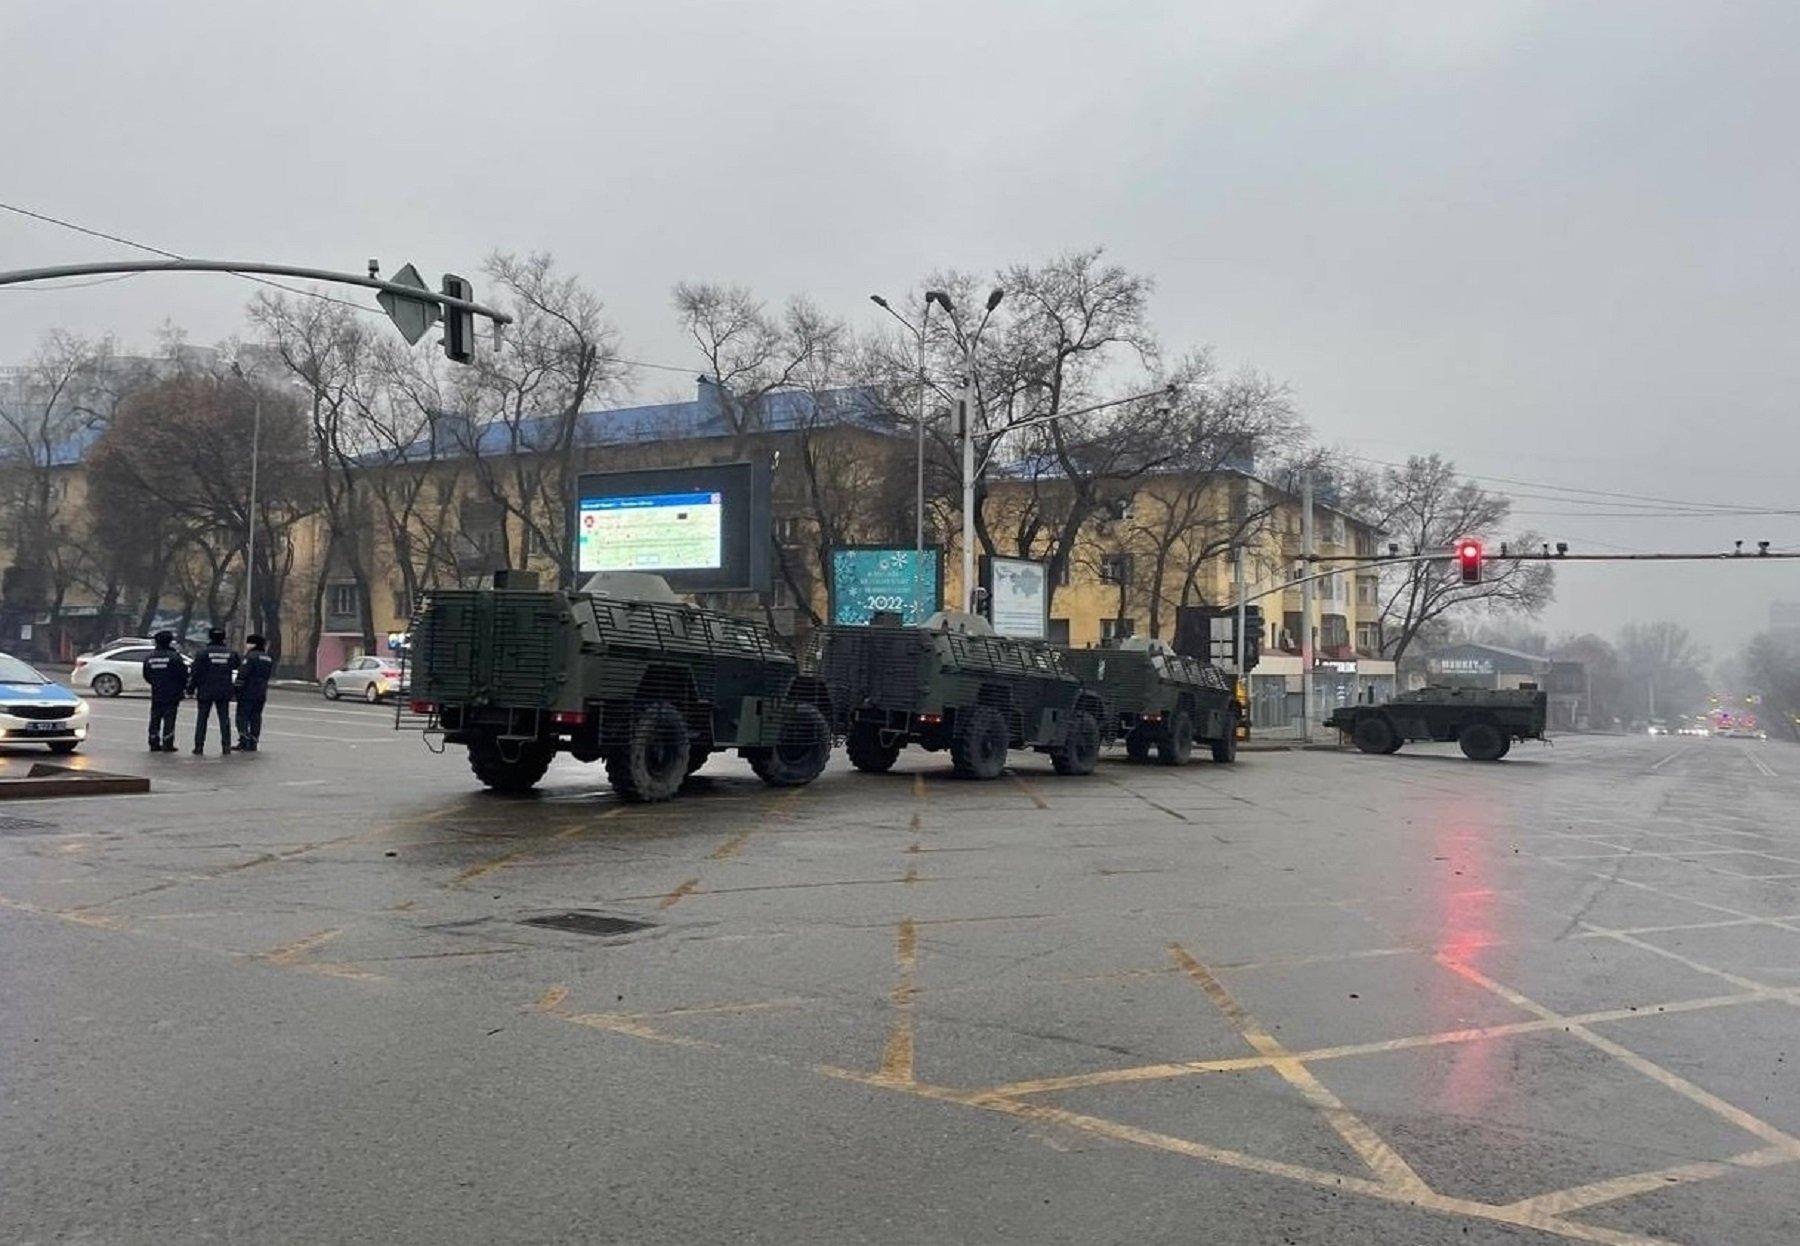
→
(72, 642, 165, 697)
(322, 656, 407, 703)
(0, 653, 90, 753)
(75, 636, 159, 661)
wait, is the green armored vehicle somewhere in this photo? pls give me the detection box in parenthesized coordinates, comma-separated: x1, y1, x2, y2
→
(800, 613, 1105, 779)
(1063, 637, 1240, 765)
(405, 571, 831, 801)
(1326, 686, 1548, 761)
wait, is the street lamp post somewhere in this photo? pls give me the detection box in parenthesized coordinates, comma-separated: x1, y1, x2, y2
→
(230, 363, 261, 641)
(936, 289, 1004, 614)
(869, 292, 938, 621)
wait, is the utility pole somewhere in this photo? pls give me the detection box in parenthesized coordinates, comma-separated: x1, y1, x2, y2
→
(230, 363, 261, 640)
(960, 352, 976, 613)
(1233, 543, 1247, 691)
(1300, 471, 1315, 742)
(869, 291, 938, 622)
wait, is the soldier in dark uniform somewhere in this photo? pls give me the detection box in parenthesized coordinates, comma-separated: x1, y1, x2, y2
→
(141, 631, 189, 752)
(235, 634, 273, 752)
(188, 627, 241, 754)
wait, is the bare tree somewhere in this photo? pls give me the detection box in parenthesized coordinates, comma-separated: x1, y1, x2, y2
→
(1617, 620, 1709, 722)
(451, 252, 622, 579)
(1357, 455, 1555, 661)
(89, 372, 315, 660)
(0, 332, 127, 640)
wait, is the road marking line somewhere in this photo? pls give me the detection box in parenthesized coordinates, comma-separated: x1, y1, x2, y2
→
(710, 830, 754, 860)
(819, 1069, 1683, 1246)
(912, 773, 926, 801)
(1169, 943, 1431, 1196)
(1436, 954, 1800, 1151)
(252, 927, 386, 981)
(534, 984, 569, 1012)
(1647, 752, 1679, 771)
(974, 990, 1770, 1099)
(1505, 1144, 1800, 1218)
(659, 878, 700, 909)
(877, 918, 918, 1084)
(1010, 774, 1049, 809)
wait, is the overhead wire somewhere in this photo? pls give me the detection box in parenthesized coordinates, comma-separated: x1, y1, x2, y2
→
(0, 199, 381, 314)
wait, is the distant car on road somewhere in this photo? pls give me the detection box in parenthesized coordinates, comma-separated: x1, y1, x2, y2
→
(72, 642, 167, 697)
(0, 653, 90, 754)
(322, 655, 408, 703)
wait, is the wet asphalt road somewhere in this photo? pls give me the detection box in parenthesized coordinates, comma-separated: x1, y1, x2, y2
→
(2, 693, 1798, 1245)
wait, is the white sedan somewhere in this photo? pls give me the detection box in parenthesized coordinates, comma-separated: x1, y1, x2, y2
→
(322, 656, 408, 703)
(71, 642, 166, 697)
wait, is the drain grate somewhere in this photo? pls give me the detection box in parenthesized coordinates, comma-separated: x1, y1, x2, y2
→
(520, 912, 653, 937)
(0, 814, 55, 834)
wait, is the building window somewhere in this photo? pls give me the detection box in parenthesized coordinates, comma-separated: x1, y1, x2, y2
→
(1100, 618, 1136, 643)
(1099, 553, 1132, 585)
(1356, 575, 1378, 606)
(1048, 618, 1071, 645)
(1329, 515, 1346, 546)
(1054, 559, 1071, 587)
(393, 591, 412, 620)
(328, 584, 358, 617)
(773, 515, 802, 546)
(1356, 622, 1381, 654)
(1322, 614, 1349, 649)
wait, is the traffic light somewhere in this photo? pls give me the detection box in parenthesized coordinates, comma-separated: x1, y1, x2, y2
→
(1456, 539, 1483, 585)
(441, 273, 475, 364)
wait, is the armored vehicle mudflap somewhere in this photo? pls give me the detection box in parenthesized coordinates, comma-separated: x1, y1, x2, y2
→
(407, 582, 832, 802)
(1061, 642, 1241, 766)
(1325, 687, 1549, 762)
(803, 622, 1105, 780)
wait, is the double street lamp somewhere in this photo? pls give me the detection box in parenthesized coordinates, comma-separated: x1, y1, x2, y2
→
(867, 286, 1003, 616)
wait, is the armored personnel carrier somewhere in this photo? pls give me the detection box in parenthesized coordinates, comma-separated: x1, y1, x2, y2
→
(801, 613, 1105, 779)
(404, 571, 831, 801)
(1326, 686, 1548, 761)
(1062, 637, 1240, 765)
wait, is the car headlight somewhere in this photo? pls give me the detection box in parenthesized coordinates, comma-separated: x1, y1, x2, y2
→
(69, 700, 90, 724)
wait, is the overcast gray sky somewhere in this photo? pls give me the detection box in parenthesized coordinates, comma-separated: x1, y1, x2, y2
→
(2, 0, 1795, 661)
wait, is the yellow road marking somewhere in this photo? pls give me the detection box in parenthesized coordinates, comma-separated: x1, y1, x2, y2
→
(257, 928, 342, 965)
(1170, 943, 1430, 1196)
(877, 918, 919, 1084)
(1436, 954, 1800, 1151)
(974, 989, 1774, 1099)
(534, 984, 569, 1012)
(1010, 775, 1049, 809)
(659, 878, 701, 909)
(912, 773, 925, 801)
(819, 1069, 1682, 1246)
(1506, 1145, 1800, 1218)
(710, 830, 754, 860)
(903, 864, 920, 885)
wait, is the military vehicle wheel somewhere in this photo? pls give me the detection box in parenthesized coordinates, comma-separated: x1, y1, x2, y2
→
(1494, 736, 1512, 759)
(847, 725, 901, 773)
(468, 734, 555, 794)
(1156, 712, 1194, 766)
(1124, 728, 1151, 763)
(607, 701, 691, 802)
(1051, 709, 1101, 776)
(1352, 715, 1396, 755)
(951, 705, 1008, 780)
(1459, 721, 1507, 762)
(1210, 729, 1238, 764)
(750, 703, 832, 788)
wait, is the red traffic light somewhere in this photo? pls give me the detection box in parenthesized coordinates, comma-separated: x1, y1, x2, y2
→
(1456, 539, 1483, 584)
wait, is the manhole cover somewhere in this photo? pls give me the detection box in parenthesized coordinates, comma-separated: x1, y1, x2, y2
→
(0, 814, 55, 834)
(519, 912, 653, 937)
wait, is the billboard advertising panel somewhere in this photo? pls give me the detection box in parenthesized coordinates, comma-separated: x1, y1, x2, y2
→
(573, 462, 769, 592)
(983, 556, 1049, 639)
(828, 547, 942, 626)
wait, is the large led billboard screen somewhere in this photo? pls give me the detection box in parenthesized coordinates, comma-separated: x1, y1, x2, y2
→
(828, 547, 943, 626)
(573, 462, 769, 592)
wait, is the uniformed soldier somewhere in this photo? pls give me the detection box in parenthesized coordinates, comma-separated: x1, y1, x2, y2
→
(188, 627, 241, 754)
(141, 631, 189, 752)
(235, 634, 273, 752)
